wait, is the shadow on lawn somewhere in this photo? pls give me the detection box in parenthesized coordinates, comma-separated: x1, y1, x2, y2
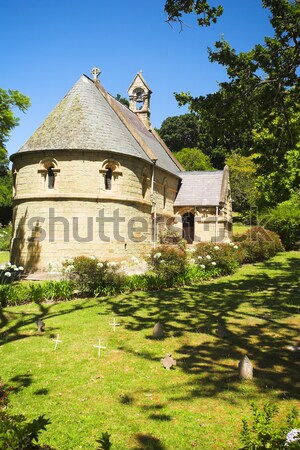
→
(0, 298, 108, 347)
(109, 254, 300, 401)
(132, 433, 167, 450)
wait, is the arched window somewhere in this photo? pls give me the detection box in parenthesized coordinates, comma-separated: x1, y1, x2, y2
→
(163, 185, 167, 209)
(48, 166, 55, 189)
(105, 168, 112, 190)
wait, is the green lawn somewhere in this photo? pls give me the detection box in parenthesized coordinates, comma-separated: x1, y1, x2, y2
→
(0, 252, 299, 450)
(0, 251, 9, 264)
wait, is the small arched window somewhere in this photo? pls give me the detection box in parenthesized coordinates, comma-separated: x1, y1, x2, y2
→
(48, 166, 55, 189)
(105, 168, 112, 190)
(163, 185, 167, 209)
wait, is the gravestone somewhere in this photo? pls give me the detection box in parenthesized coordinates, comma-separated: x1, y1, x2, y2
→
(217, 322, 226, 338)
(36, 318, 45, 332)
(152, 322, 164, 339)
(161, 354, 176, 370)
(238, 355, 253, 379)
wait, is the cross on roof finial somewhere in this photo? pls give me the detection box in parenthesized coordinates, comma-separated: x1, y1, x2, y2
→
(91, 67, 101, 80)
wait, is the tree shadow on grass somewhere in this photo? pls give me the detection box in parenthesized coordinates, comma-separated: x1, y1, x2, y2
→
(108, 254, 300, 401)
(132, 433, 167, 450)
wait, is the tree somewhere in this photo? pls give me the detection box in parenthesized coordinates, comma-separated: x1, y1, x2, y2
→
(157, 113, 200, 152)
(225, 153, 258, 212)
(173, 0, 300, 207)
(164, 0, 223, 27)
(0, 88, 31, 169)
(174, 147, 214, 170)
(0, 88, 30, 223)
(114, 93, 129, 108)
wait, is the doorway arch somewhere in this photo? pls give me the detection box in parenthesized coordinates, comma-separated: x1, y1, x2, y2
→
(182, 212, 195, 243)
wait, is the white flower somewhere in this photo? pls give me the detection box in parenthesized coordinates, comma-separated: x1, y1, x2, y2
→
(5, 262, 11, 267)
(18, 266, 24, 271)
(200, 264, 206, 269)
(97, 262, 104, 268)
(65, 265, 74, 273)
(145, 254, 151, 258)
(121, 261, 127, 266)
(89, 255, 96, 260)
(285, 429, 300, 445)
(229, 242, 235, 246)
(0, 265, 5, 270)
(160, 259, 166, 264)
(4, 272, 11, 277)
(67, 258, 74, 265)
(234, 245, 239, 249)
(187, 247, 196, 253)
(190, 258, 196, 264)
(11, 265, 17, 270)
(153, 252, 161, 259)
(214, 246, 220, 250)
(108, 262, 117, 267)
(211, 261, 217, 266)
(131, 256, 139, 264)
(198, 256, 203, 260)
(206, 255, 211, 260)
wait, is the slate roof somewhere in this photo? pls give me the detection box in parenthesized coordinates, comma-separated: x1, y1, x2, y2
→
(174, 169, 228, 206)
(13, 75, 182, 176)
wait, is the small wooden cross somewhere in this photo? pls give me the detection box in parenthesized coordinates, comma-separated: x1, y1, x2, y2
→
(53, 334, 62, 350)
(109, 317, 120, 333)
(93, 339, 106, 357)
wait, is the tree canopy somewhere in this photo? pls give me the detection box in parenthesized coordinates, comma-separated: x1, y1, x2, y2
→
(164, 0, 223, 27)
(170, 0, 300, 207)
(174, 147, 214, 171)
(0, 88, 31, 169)
(0, 88, 30, 222)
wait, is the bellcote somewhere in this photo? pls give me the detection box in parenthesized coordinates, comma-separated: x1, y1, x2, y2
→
(128, 71, 152, 128)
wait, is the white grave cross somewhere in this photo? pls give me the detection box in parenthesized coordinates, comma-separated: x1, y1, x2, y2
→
(109, 317, 120, 333)
(93, 339, 106, 357)
(53, 334, 62, 350)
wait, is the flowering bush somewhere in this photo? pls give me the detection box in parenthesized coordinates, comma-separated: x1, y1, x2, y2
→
(148, 245, 188, 286)
(63, 256, 125, 297)
(194, 242, 244, 276)
(0, 262, 25, 285)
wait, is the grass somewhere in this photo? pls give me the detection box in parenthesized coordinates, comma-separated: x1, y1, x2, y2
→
(0, 251, 299, 450)
(0, 251, 9, 264)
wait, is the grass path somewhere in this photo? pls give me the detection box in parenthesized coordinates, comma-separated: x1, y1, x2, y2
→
(0, 252, 299, 450)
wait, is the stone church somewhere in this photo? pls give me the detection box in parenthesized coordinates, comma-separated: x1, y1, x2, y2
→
(10, 68, 232, 272)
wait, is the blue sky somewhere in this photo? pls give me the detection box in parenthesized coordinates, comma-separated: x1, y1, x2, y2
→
(2, 0, 273, 158)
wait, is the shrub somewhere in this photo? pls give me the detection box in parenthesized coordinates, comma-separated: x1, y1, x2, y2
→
(159, 227, 186, 251)
(239, 402, 299, 450)
(261, 194, 300, 250)
(64, 256, 125, 297)
(0, 377, 56, 450)
(148, 246, 188, 287)
(0, 262, 25, 285)
(194, 243, 243, 276)
(0, 223, 12, 251)
(235, 227, 284, 263)
(0, 280, 75, 307)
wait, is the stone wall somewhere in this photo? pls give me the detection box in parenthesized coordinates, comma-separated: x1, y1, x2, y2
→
(11, 150, 180, 271)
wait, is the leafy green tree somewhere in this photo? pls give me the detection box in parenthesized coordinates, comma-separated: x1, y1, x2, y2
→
(157, 114, 200, 152)
(0, 88, 30, 222)
(114, 93, 129, 108)
(174, 147, 214, 170)
(173, 0, 300, 207)
(0, 88, 31, 168)
(164, 0, 223, 27)
(225, 153, 258, 212)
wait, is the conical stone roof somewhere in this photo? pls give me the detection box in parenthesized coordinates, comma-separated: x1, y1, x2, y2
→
(14, 74, 182, 176)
